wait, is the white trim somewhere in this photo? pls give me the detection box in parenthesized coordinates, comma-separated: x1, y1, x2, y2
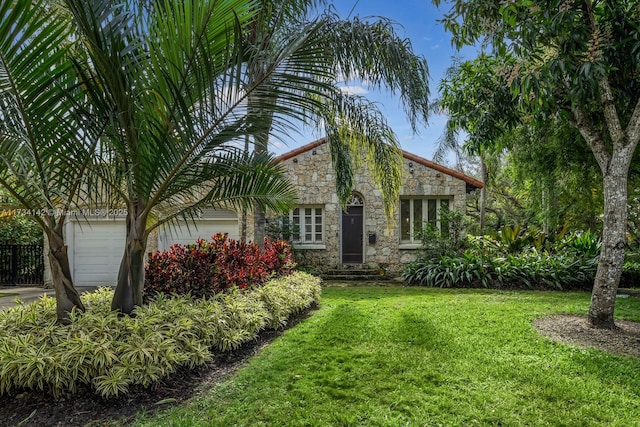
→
(292, 244, 327, 250)
(399, 243, 421, 250)
(287, 205, 324, 245)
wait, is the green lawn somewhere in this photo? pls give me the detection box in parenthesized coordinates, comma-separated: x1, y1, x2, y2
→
(0, 292, 17, 298)
(131, 287, 640, 427)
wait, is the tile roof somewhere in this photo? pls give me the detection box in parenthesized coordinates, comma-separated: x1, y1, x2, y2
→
(276, 137, 484, 190)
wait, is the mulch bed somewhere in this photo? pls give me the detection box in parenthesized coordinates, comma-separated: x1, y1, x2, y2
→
(0, 305, 318, 427)
(534, 315, 640, 358)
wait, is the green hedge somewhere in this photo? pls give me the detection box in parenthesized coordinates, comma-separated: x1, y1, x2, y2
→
(621, 261, 640, 288)
(402, 252, 597, 290)
(0, 272, 321, 399)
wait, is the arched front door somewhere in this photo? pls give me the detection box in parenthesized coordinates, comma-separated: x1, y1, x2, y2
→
(341, 193, 364, 264)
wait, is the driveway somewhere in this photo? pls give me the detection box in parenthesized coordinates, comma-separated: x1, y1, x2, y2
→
(0, 286, 98, 310)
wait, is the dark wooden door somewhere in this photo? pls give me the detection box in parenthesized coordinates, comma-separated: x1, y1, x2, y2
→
(342, 206, 363, 263)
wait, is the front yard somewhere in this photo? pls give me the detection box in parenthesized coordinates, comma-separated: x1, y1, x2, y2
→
(131, 287, 640, 426)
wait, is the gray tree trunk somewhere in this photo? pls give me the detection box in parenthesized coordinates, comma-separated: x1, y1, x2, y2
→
(253, 206, 266, 245)
(111, 207, 148, 314)
(46, 229, 85, 324)
(573, 91, 639, 329)
(479, 157, 487, 232)
(588, 166, 629, 328)
(240, 208, 248, 242)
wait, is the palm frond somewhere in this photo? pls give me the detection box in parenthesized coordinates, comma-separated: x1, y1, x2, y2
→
(324, 93, 403, 221)
(149, 150, 297, 233)
(322, 13, 430, 130)
(0, 0, 94, 218)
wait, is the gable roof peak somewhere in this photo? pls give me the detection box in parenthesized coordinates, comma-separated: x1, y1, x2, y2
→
(275, 137, 483, 190)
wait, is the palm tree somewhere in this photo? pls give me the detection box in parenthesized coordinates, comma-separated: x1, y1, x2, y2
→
(0, 0, 103, 322)
(241, 0, 431, 239)
(64, 0, 434, 314)
(63, 0, 304, 314)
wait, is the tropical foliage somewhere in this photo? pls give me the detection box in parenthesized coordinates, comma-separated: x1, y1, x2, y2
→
(403, 251, 597, 290)
(144, 234, 294, 300)
(404, 223, 602, 290)
(1, 0, 434, 318)
(0, 214, 42, 245)
(64, 0, 303, 314)
(0, 272, 321, 398)
(435, 0, 640, 327)
(241, 1, 430, 199)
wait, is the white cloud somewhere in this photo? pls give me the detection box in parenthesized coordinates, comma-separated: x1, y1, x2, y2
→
(340, 85, 369, 95)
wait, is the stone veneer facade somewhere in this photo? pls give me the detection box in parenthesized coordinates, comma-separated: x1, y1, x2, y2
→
(271, 139, 482, 273)
(42, 139, 480, 287)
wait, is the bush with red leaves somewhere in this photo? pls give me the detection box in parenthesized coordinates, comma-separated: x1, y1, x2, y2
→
(144, 233, 295, 300)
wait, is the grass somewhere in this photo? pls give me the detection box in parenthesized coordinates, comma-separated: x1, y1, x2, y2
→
(0, 292, 17, 298)
(131, 287, 640, 427)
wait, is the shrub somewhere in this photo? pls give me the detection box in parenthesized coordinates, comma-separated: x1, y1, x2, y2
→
(0, 272, 321, 399)
(621, 261, 640, 288)
(403, 251, 597, 291)
(256, 272, 323, 329)
(144, 233, 295, 300)
(557, 230, 601, 259)
(416, 207, 467, 259)
(0, 214, 43, 244)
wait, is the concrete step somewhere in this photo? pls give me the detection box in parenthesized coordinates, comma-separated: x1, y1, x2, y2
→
(322, 269, 382, 277)
(320, 274, 394, 281)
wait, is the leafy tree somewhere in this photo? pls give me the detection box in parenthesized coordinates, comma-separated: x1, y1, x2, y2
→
(0, 216, 42, 245)
(439, 54, 519, 231)
(436, 0, 640, 328)
(506, 120, 603, 233)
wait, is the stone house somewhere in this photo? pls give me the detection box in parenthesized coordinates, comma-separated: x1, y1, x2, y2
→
(270, 138, 483, 273)
(46, 137, 482, 286)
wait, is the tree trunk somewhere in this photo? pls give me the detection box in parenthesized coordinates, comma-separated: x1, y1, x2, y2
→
(240, 134, 250, 242)
(46, 229, 85, 324)
(542, 184, 549, 235)
(111, 209, 148, 314)
(572, 99, 637, 330)
(240, 208, 248, 242)
(253, 206, 266, 245)
(588, 167, 628, 329)
(479, 157, 487, 232)
(250, 109, 273, 246)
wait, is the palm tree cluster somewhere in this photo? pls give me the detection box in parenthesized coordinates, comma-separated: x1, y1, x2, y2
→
(0, 0, 430, 320)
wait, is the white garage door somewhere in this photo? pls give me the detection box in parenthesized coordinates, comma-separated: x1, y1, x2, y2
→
(68, 220, 126, 287)
(158, 210, 239, 251)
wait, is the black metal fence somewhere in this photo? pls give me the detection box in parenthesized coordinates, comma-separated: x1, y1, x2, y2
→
(0, 244, 44, 285)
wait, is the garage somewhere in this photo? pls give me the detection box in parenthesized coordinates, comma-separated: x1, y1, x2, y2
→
(157, 210, 239, 251)
(66, 219, 126, 287)
(64, 210, 239, 286)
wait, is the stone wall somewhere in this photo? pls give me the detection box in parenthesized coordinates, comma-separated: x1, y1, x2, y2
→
(274, 142, 469, 273)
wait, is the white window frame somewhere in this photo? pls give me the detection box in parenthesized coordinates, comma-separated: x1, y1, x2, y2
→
(400, 198, 451, 245)
(283, 205, 325, 248)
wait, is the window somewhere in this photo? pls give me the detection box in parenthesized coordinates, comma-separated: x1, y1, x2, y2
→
(400, 198, 450, 243)
(282, 206, 324, 245)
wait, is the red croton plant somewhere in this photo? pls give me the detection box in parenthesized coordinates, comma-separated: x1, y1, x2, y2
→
(144, 233, 295, 300)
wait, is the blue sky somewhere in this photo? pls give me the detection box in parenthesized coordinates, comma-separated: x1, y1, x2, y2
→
(273, 0, 482, 163)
